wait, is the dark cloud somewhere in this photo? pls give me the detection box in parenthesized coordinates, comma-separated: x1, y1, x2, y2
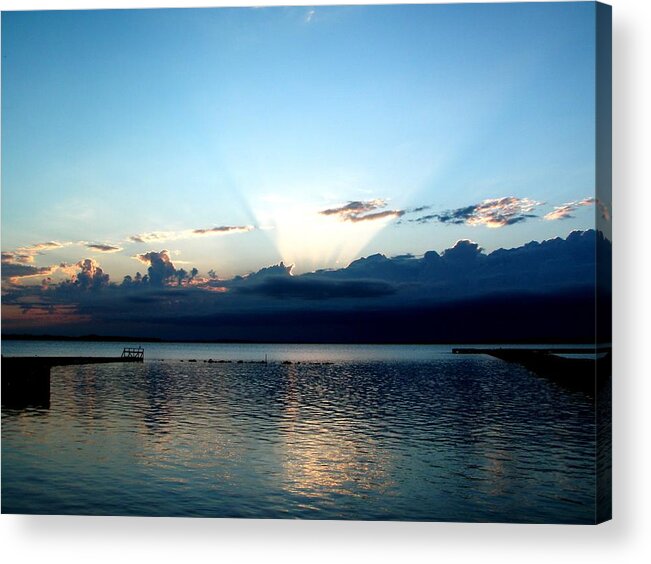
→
(236, 276, 396, 300)
(2, 251, 34, 265)
(126, 294, 163, 304)
(144, 288, 600, 345)
(320, 199, 404, 222)
(411, 197, 542, 228)
(327, 230, 602, 298)
(441, 239, 483, 261)
(123, 288, 195, 304)
(435, 205, 484, 225)
(136, 250, 177, 287)
(86, 243, 122, 253)
(121, 271, 149, 287)
(320, 199, 385, 216)
(1, 263, 56, 280)
(407, 213, 439, 224)
(239, 262, 293, 282)
(341, 253, 421, 282)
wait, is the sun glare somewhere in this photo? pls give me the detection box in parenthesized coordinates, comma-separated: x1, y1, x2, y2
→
(251, 201, 396, 274)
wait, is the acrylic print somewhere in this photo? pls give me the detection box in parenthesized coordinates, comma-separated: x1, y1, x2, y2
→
(1, 2, 611, 523)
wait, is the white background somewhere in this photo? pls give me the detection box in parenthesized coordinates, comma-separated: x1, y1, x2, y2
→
(1, 0, 649, 562)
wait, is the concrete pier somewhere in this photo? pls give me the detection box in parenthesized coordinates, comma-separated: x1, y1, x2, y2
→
(2, 355, 143, 408)
(452, 347, 611, 396)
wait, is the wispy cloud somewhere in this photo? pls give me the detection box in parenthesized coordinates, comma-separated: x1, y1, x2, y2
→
(408, 205, 431, 214)
(192, 225, 254, 236)
(129, 233, 164, 244)
(22, 241, 66, 252)
(320, 199, 404, 223)
(346, 210, 405, 222)
(543, 197, 595, 221)
(321, 199, 386, 217)
(411, 197, 542, 228)
(305, 9, 315, 24)
(86, 243, 123, 253)
(1, 241, 67, 265)
(129, 225, 255, 244)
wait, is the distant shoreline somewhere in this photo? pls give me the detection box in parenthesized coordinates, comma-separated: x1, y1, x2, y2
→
(1, 334, 605, 346)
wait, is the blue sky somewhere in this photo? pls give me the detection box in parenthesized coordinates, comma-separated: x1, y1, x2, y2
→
(2, 3, 600, 282)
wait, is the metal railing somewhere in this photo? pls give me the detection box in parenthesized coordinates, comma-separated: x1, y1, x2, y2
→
(121, 346, 144, 360)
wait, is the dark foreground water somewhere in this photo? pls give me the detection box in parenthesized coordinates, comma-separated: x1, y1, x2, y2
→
(2, 343, 597, 522)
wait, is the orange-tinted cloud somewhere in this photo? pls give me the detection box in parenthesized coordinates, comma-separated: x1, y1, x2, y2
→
(543, 197, 595, 221)
(70, 258, 110, 290)
(1, 241, 67, 266)
(2, 251, 35, 265)
(21, 241, 66, 252)
(412, 197, 542, 228)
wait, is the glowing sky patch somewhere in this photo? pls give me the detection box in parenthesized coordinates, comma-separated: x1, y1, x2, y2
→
(1, 304, 90, 329)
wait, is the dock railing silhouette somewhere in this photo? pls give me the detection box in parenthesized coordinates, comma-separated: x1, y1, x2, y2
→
(121, 346, 144, 360)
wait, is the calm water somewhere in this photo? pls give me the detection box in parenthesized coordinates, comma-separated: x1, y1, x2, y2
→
(2, 342, 597, 522)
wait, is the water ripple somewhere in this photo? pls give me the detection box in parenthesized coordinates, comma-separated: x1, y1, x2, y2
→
(2, 357, 596, 522)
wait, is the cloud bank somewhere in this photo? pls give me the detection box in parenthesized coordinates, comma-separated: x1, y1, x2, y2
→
(1, 263, 58, 281)
(1, 230, 610, 344)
